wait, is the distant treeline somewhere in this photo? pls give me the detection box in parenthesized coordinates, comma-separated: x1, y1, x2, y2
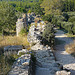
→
(0, 0, 40, 2)
(0, 0, 75, 35)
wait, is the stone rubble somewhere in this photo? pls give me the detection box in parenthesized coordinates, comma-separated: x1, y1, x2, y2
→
(27, 22, 45, 50)
(8, 54, 31, 75)
(4, 45, 23, 56)
(17, 49, 29, 55)
(56, 70, 71, 75)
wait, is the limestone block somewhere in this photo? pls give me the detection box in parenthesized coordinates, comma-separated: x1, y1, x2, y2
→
(56, 70, 71, 75)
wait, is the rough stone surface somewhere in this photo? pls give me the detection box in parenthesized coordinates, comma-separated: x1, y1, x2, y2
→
(17, 49, 29, 55)
(8, 54, 31, 75)
(16, 14, 28, 36)
(4, 45, 23, 56)
(27, 23, 45, 51)
(56, 70, 71, 75)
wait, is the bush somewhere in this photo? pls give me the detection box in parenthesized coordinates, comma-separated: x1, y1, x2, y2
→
(68, 16, 75, 22)
(57, 21, 73, 34)
(51, 16, 57, 25)
(72, 22, 75, 35)
(57, 15, 65, 21)
(42, 23, 55, 47)
(62, 12, 69, 21)
(42, 14, 54, 22)
(67, 12, 75, 17)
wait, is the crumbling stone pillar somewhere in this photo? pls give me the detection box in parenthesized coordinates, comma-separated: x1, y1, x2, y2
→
(16, 14, 28, 36)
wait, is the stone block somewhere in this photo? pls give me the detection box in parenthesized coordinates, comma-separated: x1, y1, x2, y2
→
(56, 70, 71, 75)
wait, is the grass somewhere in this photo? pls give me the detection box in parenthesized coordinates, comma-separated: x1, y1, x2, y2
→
(0, 35, 30, 75)
(0, 35, 29, 47)
(65, 40, 75, 57)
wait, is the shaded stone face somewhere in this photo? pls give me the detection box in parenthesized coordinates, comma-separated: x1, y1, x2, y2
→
(4, 45, 23, 56)
(8, 54, 31, 75)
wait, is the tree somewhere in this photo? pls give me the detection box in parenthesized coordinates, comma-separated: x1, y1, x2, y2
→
(42, 14, 54, 22)
(16, 6, 26, 13)
(31, 3, 44, 15)
(0, 2, 17, 36)
(61, 0, 75, 12)
(41, 0, 62, 15)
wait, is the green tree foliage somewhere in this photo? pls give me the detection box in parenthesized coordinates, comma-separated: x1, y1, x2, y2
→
(57, 12, 75, 35)
(41, 0, 62, 15)
(62, 12, 69, 21)
(61, 0, 75, 12)
(42, 14, 54, 22)
(42, 23, 55, 46)
(68, 16, 75, 22)
(31, 3, 44, 15)
(0, 2, 17, 33)
(16, 7, 26, 13)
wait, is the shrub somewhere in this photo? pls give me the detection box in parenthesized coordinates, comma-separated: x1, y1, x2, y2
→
(57, 20, 63, 28)
(62, 12, 69, 21)
(51, 16, 57, 25)
(67, 12, 75, 17)
(42, 14, 54, 22)
(57, 15, 65, 21)
(58, 21, 73, 34)
(61, 22, 72, 30)
(68, 16, 75, 22)
(72, 22, 75, 35)
(42, 23, 55, 47)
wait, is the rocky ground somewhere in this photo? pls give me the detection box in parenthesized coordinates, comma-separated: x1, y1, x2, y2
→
(54, 29, 75, 75)
(35, 50, 62, 75)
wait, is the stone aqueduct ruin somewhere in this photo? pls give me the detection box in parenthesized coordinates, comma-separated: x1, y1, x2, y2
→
(16, 14, 28, 36)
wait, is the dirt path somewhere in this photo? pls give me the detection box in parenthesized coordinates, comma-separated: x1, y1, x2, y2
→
(54, 29, 75, 75)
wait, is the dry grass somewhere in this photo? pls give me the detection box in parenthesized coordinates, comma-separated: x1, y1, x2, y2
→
(65, 40, 75, 56)
(0, 35, 29, 47)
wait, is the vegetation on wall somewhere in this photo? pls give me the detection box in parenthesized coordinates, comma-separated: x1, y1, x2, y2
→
(41, 23, 55, 47)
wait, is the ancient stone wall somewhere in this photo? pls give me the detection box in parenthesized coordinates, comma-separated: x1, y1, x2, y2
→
(16, 14, 28, 36)
(27, 22, 71, 75)
(8, 49, 35, 75)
